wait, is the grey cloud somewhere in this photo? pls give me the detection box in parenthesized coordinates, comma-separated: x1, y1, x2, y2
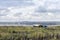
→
(48, 9, 60, 13)
(14, 13, 22, 17)
(0, 8, 10, 16)
(0, 14, 7, 16)
(35, 6, 60, 13)
(34, 0, 60, 13)
(35, 6, 47, 13)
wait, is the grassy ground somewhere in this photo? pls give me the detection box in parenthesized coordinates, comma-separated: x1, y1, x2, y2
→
(0, 26, 60, 40)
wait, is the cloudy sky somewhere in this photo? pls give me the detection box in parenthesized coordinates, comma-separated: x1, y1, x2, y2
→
(0, 0, 60, 22)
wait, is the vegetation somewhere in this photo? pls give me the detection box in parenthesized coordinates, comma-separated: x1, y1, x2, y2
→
(0, 26, 60, 40)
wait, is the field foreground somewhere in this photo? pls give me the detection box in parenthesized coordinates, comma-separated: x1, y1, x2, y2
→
(0, 26, 60, 40)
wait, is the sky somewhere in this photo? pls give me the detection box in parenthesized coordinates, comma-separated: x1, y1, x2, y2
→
(0, 0, 60, 22)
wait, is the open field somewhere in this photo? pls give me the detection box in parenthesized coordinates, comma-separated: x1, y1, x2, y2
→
(0, 26, 60, 40)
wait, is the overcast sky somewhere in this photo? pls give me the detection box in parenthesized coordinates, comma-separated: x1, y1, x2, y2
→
(0, 0, 60, 22)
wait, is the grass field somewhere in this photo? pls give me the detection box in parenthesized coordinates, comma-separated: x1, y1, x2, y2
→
(0, 26, 60, 40)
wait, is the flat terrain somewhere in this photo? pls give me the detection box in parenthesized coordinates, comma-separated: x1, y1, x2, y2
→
(0, 26, 60, 40)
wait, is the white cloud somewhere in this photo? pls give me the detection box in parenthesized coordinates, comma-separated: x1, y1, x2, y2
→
(47, 13, 54, 16)
(0, 0, 60, 22)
